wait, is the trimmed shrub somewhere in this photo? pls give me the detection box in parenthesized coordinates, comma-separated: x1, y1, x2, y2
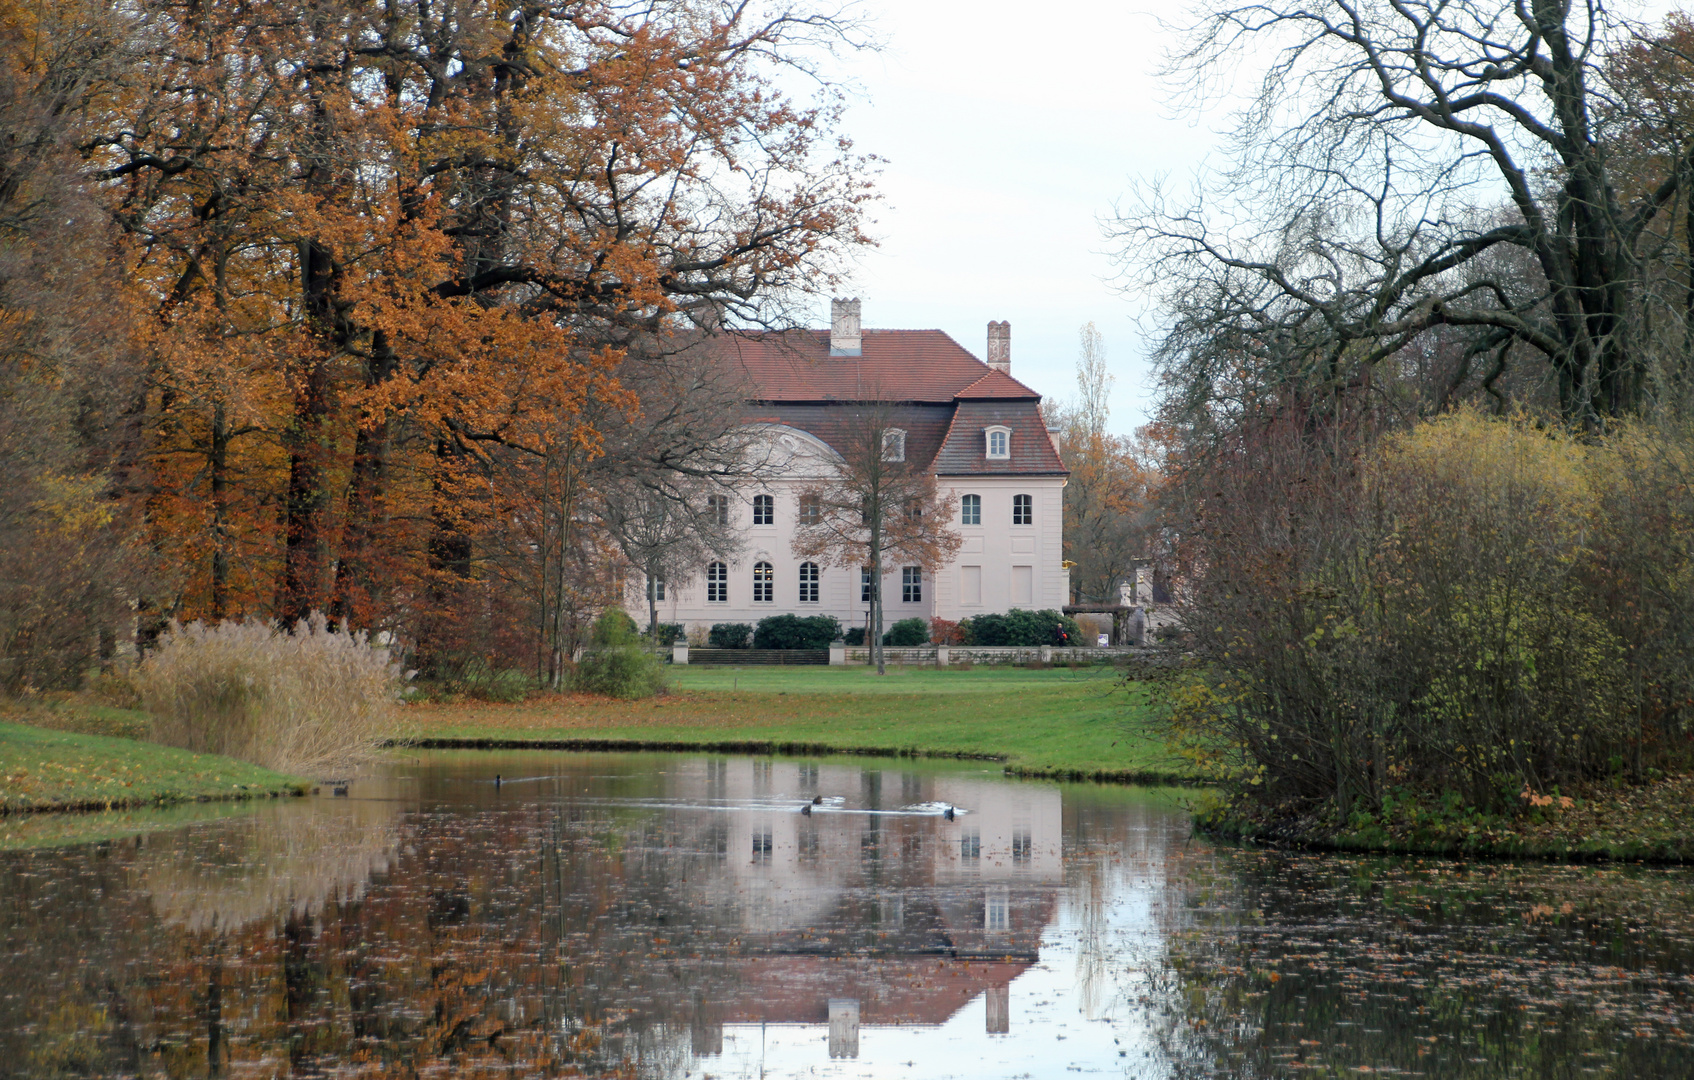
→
(753, 614, 843, 650)
(882, 617, 930, 646)
(843, 627, 866, 646)
(961, 609, 1081, 647)
(708, 623, 753, 649)
(647, 622, 687, 646)
(571, 611, 665, 699)
(134, 613, 403, 775)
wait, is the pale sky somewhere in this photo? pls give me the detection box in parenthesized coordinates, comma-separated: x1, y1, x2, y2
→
(819, 1, 1217, 435)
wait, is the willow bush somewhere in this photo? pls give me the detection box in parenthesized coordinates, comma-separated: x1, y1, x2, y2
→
(134, 613, 403, 775)
(1168, 411, 1693, 820)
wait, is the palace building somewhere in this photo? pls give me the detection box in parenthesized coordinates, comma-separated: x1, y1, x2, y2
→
(627, 299, 1068, 640)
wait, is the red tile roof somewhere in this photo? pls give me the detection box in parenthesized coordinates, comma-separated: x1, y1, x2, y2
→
(725, 329, 1042, 403)
(955, 368, 1040, 400)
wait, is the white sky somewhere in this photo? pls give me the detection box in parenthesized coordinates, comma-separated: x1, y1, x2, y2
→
(816, 1, 1219, 435)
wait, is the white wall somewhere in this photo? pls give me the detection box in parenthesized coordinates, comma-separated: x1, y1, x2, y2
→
(623, 427, 1067, 636)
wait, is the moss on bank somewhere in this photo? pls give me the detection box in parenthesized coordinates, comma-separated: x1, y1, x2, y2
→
(0, 722, 307, 813)
(1199, 772, 1694, 863)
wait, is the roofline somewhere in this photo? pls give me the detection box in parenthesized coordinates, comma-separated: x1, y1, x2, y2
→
(745, 397, 964, 406)
(935, 470, 1070, 479)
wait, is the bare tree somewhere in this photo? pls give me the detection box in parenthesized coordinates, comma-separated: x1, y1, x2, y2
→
(1114, 0, 1694, 427)
(790, 403, 962, 674)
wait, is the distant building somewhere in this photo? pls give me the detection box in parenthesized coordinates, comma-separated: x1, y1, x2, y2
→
(627, 299, 1068, 638)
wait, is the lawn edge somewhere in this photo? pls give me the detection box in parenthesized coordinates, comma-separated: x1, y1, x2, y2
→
(0, 785, 311, 817)
(388, 735, 1196, 786)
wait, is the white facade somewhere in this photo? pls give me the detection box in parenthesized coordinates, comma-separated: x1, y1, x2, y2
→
(627, 426, 1068, 639)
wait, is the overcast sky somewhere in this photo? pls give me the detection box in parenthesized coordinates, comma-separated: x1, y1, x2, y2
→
(812, 1, 1218, 435)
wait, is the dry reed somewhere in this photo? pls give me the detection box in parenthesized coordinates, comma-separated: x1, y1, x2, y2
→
(134, 613, 402, 775)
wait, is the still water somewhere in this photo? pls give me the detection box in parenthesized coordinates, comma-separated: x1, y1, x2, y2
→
(1, 751, 1691, 1078)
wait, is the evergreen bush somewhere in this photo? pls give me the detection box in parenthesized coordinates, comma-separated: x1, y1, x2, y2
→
(843, 627, 866, 646)
(753, 614, 842, 649)
(707, 623, 753, 649)
(882, 617, 930, 646)
(961, 609, 1081, 646)
(647, 622, 687, 646)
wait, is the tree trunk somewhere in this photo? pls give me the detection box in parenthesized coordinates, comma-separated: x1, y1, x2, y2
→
(209, 402, 230, 620)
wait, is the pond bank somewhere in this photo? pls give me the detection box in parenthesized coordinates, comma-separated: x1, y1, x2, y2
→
(0, 721, 307, 813)
(400, 665, 1190, 784)
(1200, 771, 1694, 863)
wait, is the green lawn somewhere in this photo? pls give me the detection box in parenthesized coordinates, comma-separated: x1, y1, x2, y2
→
(405, 663, 1186, 782)
(0, 722, 307, 812)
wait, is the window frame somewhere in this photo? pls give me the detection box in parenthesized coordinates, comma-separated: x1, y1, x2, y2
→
(798, 561, 820, 603)
(646, 574, 665, 602)
(1012, 493, 1033, 526)
(706, 561, 729, 603)
(985, 426, 1012, 460)
(797, 493, 821, 526)
(751, 493, 774, 526)
(961, 493, 981, 526)
(707, 494, 729, 526)
(902, 566, 922, 603)
(752, 560, 774, 603)
(860, 566, 875, 603)
(882, 428, 906, 462)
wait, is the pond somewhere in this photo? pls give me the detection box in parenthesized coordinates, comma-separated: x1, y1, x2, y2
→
(1, 751, 1691, 1078)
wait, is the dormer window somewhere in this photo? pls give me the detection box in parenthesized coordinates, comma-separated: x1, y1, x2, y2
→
(985, 426, 1011, 459)
(882, 429, 906, 462)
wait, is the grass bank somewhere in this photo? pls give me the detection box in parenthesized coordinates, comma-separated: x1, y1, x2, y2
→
(0, 720, 307, 813)
(402, 664, 1185, 782)
(1200, 772, 1694, 863)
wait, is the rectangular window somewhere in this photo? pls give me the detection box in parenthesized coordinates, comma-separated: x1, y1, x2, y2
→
(707, 494, 729, 526)
(707, 561, 728, 603)
(798, 493, 821, 526)
(882, 429, 905, 462)
(861, 566, 875, 603)
(902, 566, 922, 603)
(1012, 565, 1033, 605)
(799, 562, 820, 603)
(961, 493, 981, 526)
(961, 829, 981, 861)
(646, 575, 665, 602)
(905, 498, 922, 521)
(752, 494, 774, 526)
(960, 565, 982, 606)
(1012, 493, 1033, 526)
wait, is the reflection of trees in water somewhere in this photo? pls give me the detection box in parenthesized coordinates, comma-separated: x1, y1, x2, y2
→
(1147, 849, 1694, 1079)
(138, 794, 402, 931)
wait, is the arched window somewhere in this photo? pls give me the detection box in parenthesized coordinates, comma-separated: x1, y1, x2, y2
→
(961, 493, 981, 525)
(985, 426, 1011, 459)
(1013, 493, 1033, 525)
(882, 428, 906, 462)
(752, 494, 774, 526)
(706, 561, 728, 602)
(798, 561, 820, 603)
(753, 561, 774, 602)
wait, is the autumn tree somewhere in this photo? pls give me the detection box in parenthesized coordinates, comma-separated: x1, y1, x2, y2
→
(0, 0, 150, 689)
(52, 0, 875, 670)
(791, 403, 962, 674)
(1047, 324, 1161, 604)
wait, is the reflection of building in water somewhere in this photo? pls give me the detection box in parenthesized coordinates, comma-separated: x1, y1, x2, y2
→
(653, 758, 1062, 1054)
(828, 998, 859, 1058)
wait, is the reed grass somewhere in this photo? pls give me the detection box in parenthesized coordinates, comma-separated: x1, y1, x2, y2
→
(134, 613, 402, 775)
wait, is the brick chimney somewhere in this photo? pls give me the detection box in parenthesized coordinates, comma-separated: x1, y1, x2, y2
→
(830, 297, 861, 357)
(986, 320, 1010, 372)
